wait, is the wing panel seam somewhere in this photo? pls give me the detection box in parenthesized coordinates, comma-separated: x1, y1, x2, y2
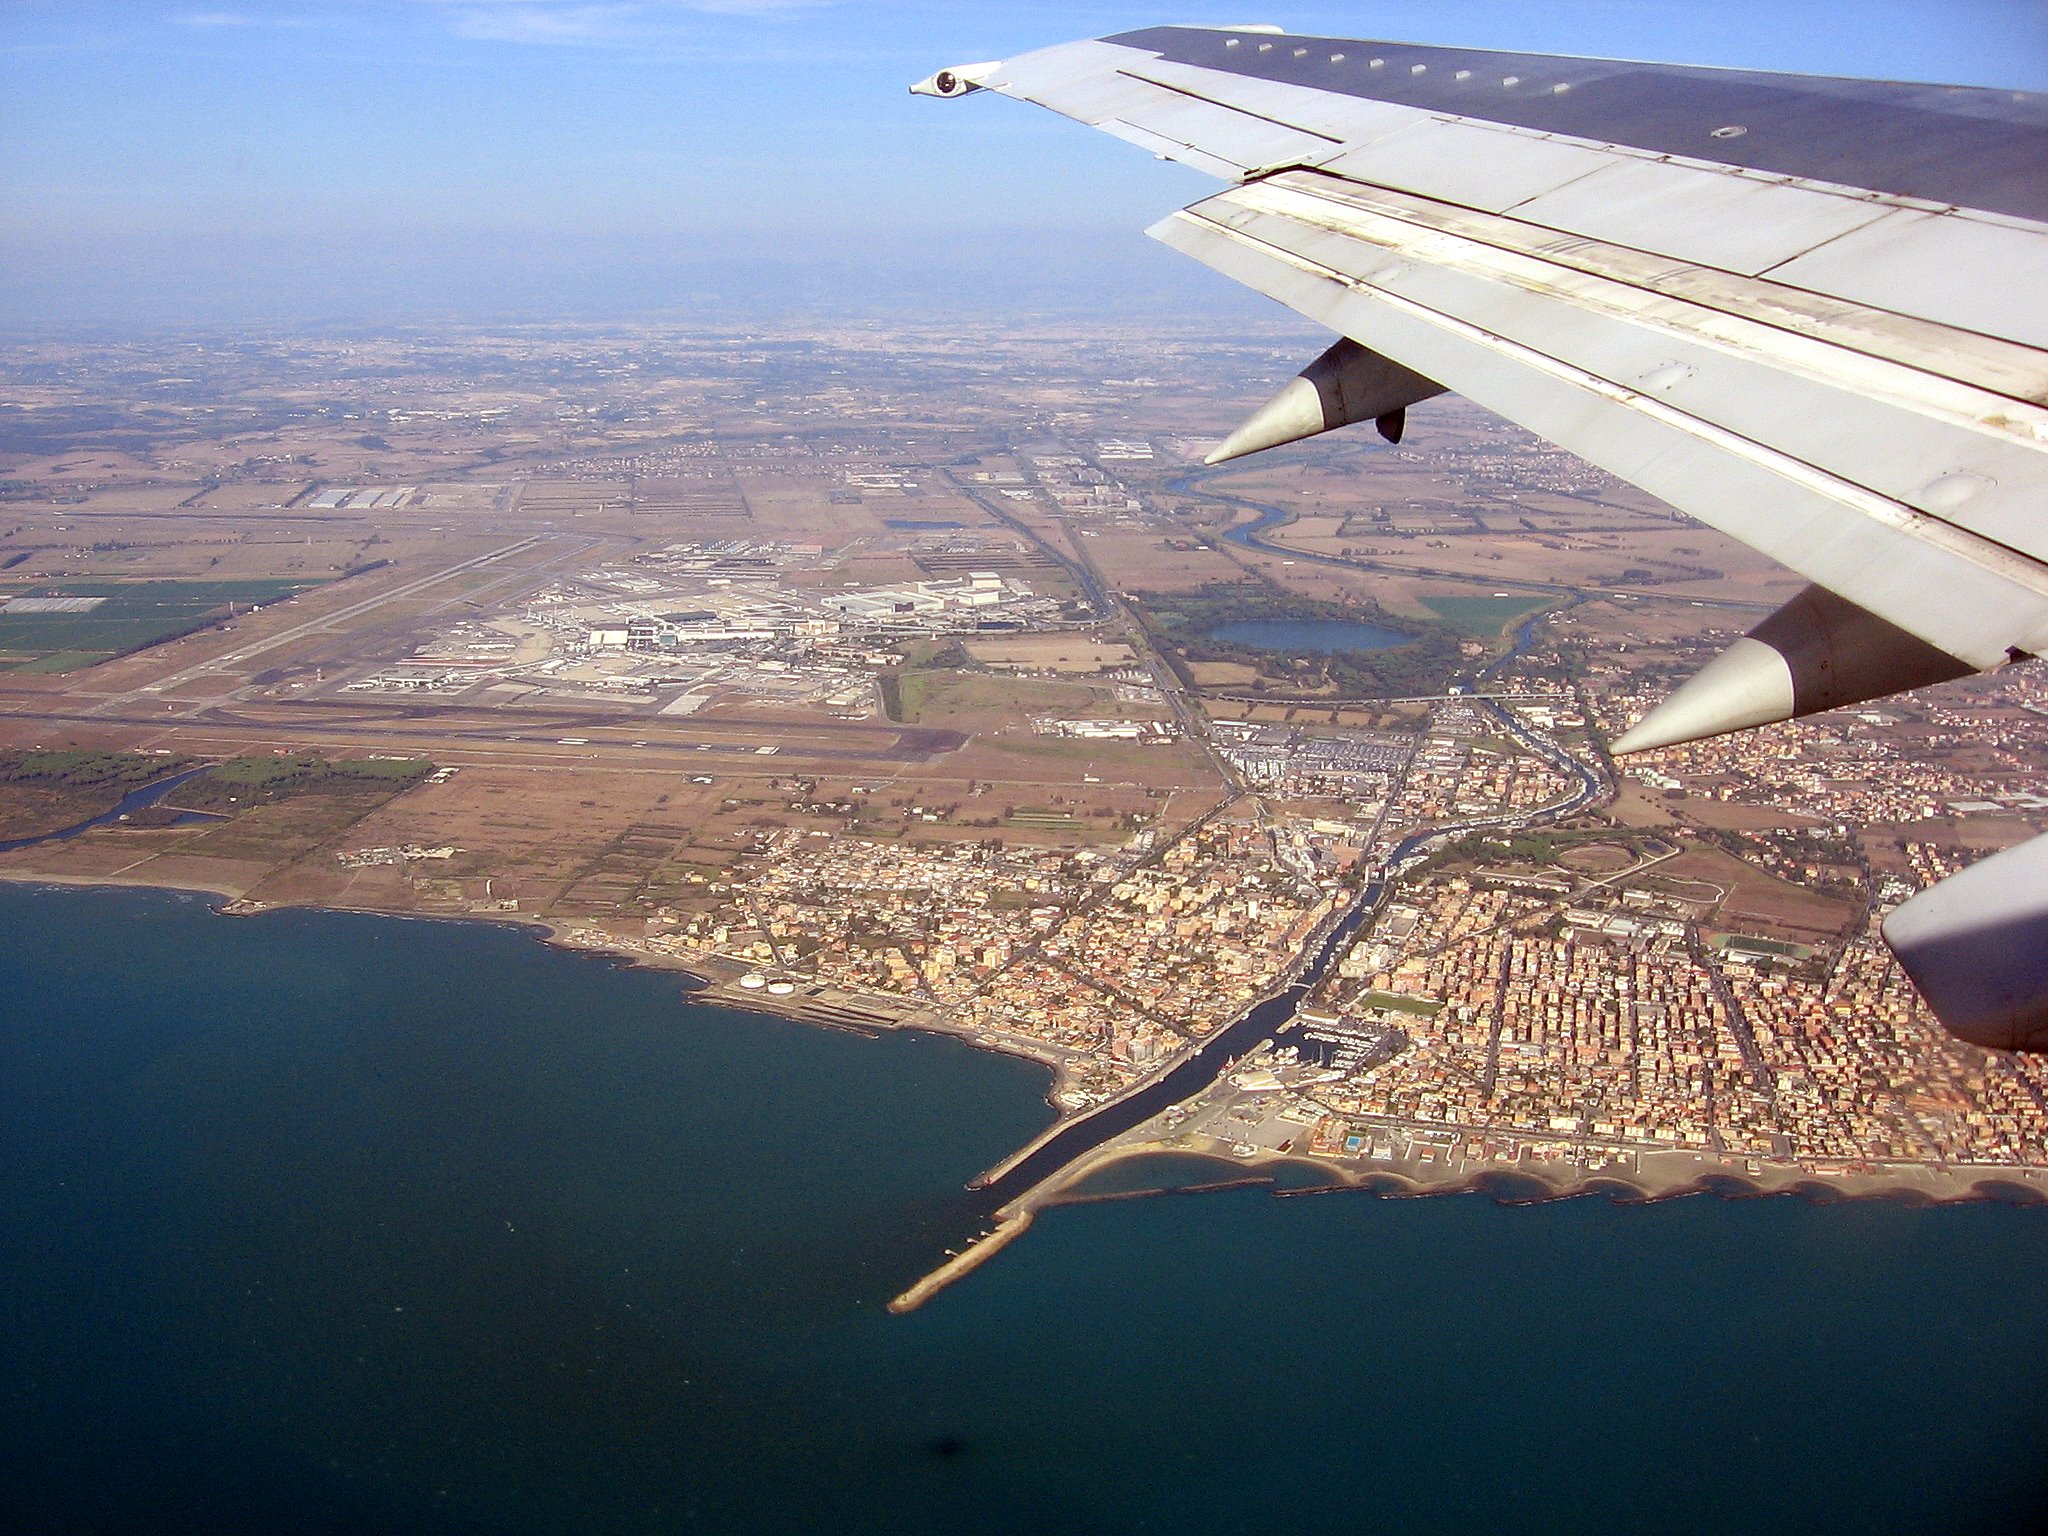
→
(1112, 68, 1347, 146)
(1167, 205, 2048, 610)
(1253, 170, 2048, 409)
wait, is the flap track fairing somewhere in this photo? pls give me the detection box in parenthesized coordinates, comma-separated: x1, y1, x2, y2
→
(1206, 338, 1446, 465)
(1611, 583, 1978, 756)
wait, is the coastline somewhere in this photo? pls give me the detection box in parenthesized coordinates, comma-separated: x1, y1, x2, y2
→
(8, 865, 2045, 1292)
(0, 863, 1087, 1110)
(1030, 1135, 2048, 1213)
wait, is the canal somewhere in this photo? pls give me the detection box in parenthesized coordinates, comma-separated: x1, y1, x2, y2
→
(970, 729, 1604, 1213)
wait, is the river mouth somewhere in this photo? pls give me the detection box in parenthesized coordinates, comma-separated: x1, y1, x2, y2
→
(1205, 618, 1413, 654)
(0, 766, 220, 854)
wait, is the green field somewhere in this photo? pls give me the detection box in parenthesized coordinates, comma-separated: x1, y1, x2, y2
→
(1716, 933, 1809, 961)
(1418, 593, 1555, 635)
(1357, 990, 1445, 1017)
(0, 579, 318, 673)
(1006, 811, 1083, 829)
(175, 754, 434, 810)
(891, 669, 1088, 726)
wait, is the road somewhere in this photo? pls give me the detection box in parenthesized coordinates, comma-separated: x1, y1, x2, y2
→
(942, 462, 1239, 784)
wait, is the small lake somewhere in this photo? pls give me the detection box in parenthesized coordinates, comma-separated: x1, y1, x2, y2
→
(1207, 618, 1412, 654)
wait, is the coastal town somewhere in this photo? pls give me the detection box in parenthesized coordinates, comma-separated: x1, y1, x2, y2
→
(573, 662, 2048, 1205)
(2, 318, 2045, 1243)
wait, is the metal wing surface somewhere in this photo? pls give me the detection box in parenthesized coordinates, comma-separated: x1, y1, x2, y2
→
(916, 28, 2048, 1050)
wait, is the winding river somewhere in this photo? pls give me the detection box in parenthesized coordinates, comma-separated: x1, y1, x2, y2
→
(0, 767, 220, 855)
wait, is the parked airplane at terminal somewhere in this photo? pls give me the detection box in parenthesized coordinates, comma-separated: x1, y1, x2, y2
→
(917, 25, 2048, 1051)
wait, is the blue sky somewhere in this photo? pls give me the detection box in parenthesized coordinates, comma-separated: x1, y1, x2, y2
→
(4, 1, 2045, 325)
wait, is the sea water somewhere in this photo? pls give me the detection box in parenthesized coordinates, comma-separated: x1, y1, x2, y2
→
(5, 884, 2045, 1534)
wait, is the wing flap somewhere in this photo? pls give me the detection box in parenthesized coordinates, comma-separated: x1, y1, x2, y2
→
(1201, 175, 2048, 560)
(1258, 174, 2048, 410)
(988, 30, 2048, 352)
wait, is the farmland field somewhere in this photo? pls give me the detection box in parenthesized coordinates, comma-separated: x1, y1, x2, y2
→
(1419, 592, 1555, 634)
(0, 579, 316, 672)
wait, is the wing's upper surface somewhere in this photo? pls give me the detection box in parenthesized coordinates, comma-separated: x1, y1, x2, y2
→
(931, 27, 2048, 679)
(917, 27, 2048, 1050)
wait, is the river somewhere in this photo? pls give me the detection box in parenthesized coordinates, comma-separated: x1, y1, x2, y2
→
(0, 766, 221, 854)
(973, 886, 1384, 1206)
(971, 702, 1601, 1212)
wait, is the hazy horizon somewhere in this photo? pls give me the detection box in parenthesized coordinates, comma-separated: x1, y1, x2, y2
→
(6, 1, 2046, 328)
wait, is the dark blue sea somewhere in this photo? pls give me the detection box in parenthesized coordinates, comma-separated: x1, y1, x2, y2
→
(5, 883, 2046, 1535)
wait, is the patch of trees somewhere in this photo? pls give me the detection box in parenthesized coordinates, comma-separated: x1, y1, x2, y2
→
(175, 754, 432, 810)
(877, 671, 905, 722)
(0, 749, 193, 791)
(1437, 830, 1565, 866)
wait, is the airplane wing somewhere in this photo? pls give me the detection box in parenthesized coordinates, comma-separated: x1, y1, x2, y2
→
(915, 27, 2048, 1051)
